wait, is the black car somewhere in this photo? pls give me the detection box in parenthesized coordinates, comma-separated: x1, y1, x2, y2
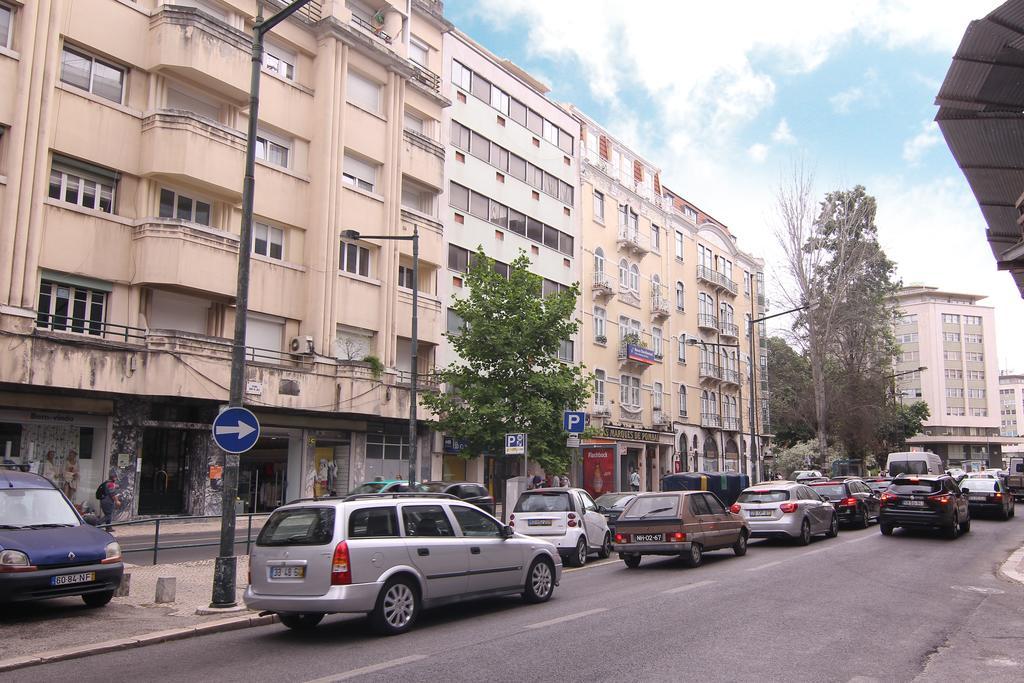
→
(593, 492, 637, 534)
(420, 481, 495, 515)
(879, 474, 970, 538)
(864, 478, 893, 494)
(959, 478, 1016, 520)
(809, 479, 880, 528)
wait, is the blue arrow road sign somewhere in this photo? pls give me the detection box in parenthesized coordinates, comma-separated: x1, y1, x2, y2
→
(212, 407, 261, 454)
(563, 411, 585, 434)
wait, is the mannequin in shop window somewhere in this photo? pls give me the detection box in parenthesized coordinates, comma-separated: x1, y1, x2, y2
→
(63, 449, 80, 502)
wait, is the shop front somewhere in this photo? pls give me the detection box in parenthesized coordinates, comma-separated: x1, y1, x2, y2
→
(583, 426, 675, 493)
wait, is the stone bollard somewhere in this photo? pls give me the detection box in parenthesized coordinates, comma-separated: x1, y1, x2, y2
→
(155, 576, 177, 604)
(114, 573, 130, 597)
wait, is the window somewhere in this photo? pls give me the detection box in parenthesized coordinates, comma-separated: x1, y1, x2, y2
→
(678, 385, 687, 416)
(347, 70, 381, 113)
(897, 313, 917, 324)
(677, 337, 686, 364)
(409, 38, 429, 67)
(402, 181, 437, 216)
(629, 264, 639, 292)
(542, 119, 559, 145)
(594, 247, 605, 277)
(339, 239, 370, 277)
(744, 271, 751, 296)
(342, 153, 378, 193)
(967, 370, 985, 380)
(471, 71, 491, 101)
(968, 388, 986, 399)
(48, 157, 116, 213)
(946, 388, 964, 398)
(448, 245, 469, 273)
(60, 45, 124, 104)
(653, 382, 663, 411)
(402, 505, 454, 537)
(470, 191, 489, 219)
(263, 43, 296, 80)
(620, 375, 641, 408)
(947, 407, 966, 416)
(255, 132, 290, 168)
(348, 507, 398, 538)
(451, 60, 472, 90)
(490, 85, 510, 115)
(674, 231, 685, 261)
(897, 333, 919, 343)
(36, 278, 108, 336)
(943, 332, 960, 342)
(966, 352, 984, 362)
(652, 326, 663, 357)
(398, 265, 415, 289)
(594, 306, 606, 341)
(651, 225, 660, 251)
(446, 309, 464, 335)
(971, 408, 988, 417)
(452, 506, 501, 537)
(942, 313, 960, 324)
(259, 508, 335, 546)
(594, 370, 606, 406)
(253, 222, 284, 260)
(964, 315, 982, 326)
(0, 3, 11, 50)
(558, 339, 573, 362)
(964, 334, 982, 344)
(159, 188, 211, 225)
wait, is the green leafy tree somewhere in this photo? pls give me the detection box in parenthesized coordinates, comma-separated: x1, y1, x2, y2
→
(766, 337, 815, 448)
(878, 400, 930, 454)
(422, 249, 591, 474)
(772, 440, 845, 478)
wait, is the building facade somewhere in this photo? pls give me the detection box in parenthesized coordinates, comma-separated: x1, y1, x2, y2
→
(0, 0, 451, 517)
(573, 107, 769, 494)
(892, 286, 1016, 467)
(437, 30, 580, 495)
(999, 372, 1024, 457)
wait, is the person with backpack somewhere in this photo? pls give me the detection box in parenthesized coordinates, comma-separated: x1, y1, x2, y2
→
(96, 472, 122, 531)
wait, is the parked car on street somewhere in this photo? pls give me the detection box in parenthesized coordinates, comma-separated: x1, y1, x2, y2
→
(810, 479, 881, 528)
(594, 492, 637, 534)
(510, 487, 611, 567)
(959, 478, 1015, 520)
(864, 478, 893, 494)
(792, 470, 824, 482)
(420, 481, 495, 515)
(731, 482, 839, 545)
(245, 492, 562, 635)
(879, 474, 970, 538)
(0, 468, 123, 606)
(349, 480, 426, 495)
(612, 491, 749, 568)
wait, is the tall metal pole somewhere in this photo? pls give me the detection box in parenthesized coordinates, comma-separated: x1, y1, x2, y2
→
(408, 228, 419, 485)
(748, 317, 758, 484)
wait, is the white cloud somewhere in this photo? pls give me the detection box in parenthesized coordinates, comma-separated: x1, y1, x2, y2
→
(772, 119, 796, 145)
(830, 85, 866, 114)
(902, 120, 942, 164)
(748, 143, 770, 163)
(829, 68, 883, 114)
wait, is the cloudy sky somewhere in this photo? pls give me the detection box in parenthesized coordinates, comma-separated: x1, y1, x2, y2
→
(445, 0, 1024, 371)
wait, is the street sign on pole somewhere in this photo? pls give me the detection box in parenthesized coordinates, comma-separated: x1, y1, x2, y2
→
(566, 436, 581, 448)
(505, 433, 526, 455)
(212, 407, 260, 454)
(563, 411, 585, 434)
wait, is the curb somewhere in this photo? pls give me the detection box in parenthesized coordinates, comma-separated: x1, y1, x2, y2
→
(0, 612, 279, 673)
(998, 545, 1024, 585)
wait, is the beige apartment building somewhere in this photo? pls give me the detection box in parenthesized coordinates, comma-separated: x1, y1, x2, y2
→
(998, 372, 1024, 457)
(892, 286, 1016, 468)
(572, 107, 769, 493)
(0, 0, 452, 517)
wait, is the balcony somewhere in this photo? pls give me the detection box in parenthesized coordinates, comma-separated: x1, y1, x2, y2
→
(698, 313, 719, 331)
(132, 220, 240, 298)
(140, 112, 245, 197)
(652, 410, 670, 427)
(722, 416, 741, 431)
(147, 7, 252, 103)
(699, 362, 721, 382)
(592, 272, 615, 298)
(720, 368, 741, 385)
(409, 61, 441, 94)
(651, 294, 670, 319)
(592, 404, 611, 417)
(618, 341, 656, 370)
(350, 12, 393, 43)
(617, 227, 649, 255)
(701, 413, 722, 429)
(719, 321, 739, 339)
(696, 265, 738, 296)
(401, 129, 444, 188)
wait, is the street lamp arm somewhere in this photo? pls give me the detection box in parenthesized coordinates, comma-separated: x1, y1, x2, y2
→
(751, 302, 813, 325)
(258, 0, 315, 34)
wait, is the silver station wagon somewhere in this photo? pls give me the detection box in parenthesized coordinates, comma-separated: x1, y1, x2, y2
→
(244, 493, 562, 635)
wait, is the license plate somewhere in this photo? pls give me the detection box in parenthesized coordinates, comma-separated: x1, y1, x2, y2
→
(51, 572, 95, 586)
(527, 519, 553, 526)
(633, 533, 665, 543)
(748, 510, 773, 517)
(270, 566, 305, 579)
(903, 500, 925, 507)
(969, 495, 986, 501)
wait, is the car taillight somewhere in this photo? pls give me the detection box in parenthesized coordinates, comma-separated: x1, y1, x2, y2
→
(669, 531, 686, 542)
(330, 541, 351, 586)
(993, 493, 1003, 501)
(928, 494, 950, 506)
(509, 514, 515, 526)
(614, 533, 627, 543)
(567, 512, 577, 527)
(729, 503, 741, 514)
(780, 502, 798, 513)
(840, 497, 858, 507)
(881, 493, 897, 505)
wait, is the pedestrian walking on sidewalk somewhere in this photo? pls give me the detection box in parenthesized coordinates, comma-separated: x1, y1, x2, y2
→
(98, 472, 122, 531)
(629, 468, 641, 492)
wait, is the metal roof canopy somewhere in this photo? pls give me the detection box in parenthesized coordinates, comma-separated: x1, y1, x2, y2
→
(936, 0, 1024, 296)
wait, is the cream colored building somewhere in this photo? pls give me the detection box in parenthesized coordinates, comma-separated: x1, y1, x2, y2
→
(572, 107, 769, 493)
(0, 0, 452, 517)
(998, 372, 1024, 456)
(893, 286, 1016, 467)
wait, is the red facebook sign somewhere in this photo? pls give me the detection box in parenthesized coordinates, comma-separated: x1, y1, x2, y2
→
(583, 446, 616, 496)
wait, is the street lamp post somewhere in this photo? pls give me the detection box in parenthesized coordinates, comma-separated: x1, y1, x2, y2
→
(211, 0, 316, 610)
(341, 228, 420, 487)
(686, 337, 743, 475)
(889, 366, 928, 406)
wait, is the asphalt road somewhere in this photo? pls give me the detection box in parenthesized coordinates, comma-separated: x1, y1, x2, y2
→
(15, 514, 1024, 683)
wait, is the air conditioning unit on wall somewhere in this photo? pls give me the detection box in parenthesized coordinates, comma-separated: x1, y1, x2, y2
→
(289, 335, 314, 355)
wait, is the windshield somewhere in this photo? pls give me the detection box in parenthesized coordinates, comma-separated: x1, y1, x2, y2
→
(351, 482, 389, 495)
(737, 490, 790, 504)
(595, 493, 633, 509)
(257, 507, 335, 546)
(808, 484, 847, 500)
(515, 492, 571, 512)
(961, 479, 998, 492)
(621, 495, 679, 519)
(889, 461, 929, 476)
(0, 489, 80, 528)
(890, 480, 942, 494)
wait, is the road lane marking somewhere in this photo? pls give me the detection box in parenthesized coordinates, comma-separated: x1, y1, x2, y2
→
(563, 558, 617, 573)
(663, 579, 716, 594)
(747, 560, 783, 572)
(525, 608, 607, 629)
(304, 655, 427, 682)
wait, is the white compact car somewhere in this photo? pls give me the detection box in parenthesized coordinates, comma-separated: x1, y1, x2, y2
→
(510, 487, 612, 567)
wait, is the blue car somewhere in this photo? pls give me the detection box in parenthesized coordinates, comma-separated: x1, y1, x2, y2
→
(0, 468, 123, 606)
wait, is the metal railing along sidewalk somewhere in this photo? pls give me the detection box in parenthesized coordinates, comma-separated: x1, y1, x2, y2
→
(108, 513, 270, 566)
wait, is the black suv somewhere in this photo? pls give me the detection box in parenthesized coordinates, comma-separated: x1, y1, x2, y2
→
(809, 479, 881, 528)
(879, 474, 970, 539)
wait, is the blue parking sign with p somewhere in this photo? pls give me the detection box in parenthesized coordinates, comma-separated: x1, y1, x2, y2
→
(563, 411, 585, 434)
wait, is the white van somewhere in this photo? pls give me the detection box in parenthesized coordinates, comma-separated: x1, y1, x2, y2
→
(885, 451, 943, 476)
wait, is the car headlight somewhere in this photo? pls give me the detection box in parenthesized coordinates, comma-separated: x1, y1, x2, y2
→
(102, 541, 122, 564)
(0, 549, 35, 572)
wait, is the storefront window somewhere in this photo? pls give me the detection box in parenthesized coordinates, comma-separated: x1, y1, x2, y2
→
(365, 425, 410, 481)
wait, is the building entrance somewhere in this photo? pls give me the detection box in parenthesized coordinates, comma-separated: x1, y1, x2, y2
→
(239, 436, 289, 513)
(138, 428, 188, 515)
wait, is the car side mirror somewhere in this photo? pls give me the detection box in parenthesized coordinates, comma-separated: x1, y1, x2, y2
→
(960, 488, 968, 494)
(500, 525, 514, 539)
(595, 505, 606, 513)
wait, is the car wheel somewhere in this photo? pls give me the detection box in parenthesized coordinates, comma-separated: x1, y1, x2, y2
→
(622, 553, 642, 569)
(796, 519, 811, 546)
(279, 613, 325, 630)
(370, 576, 420, 636)
(826, 514, 839, 538)
(879, 522, 894, 536)
(945, 511, 961, 540)
(82, 590, 114, 608)
(732, 530, 748, 557)
(567, 537, 588, 568)
(522, 558, 555, 604)
(860, 507, 870, 529)
(683, 543, 703, 568)
(960, 515, 971, 533)
(597, 532, 612, 559)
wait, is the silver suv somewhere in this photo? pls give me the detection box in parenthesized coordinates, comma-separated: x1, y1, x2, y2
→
(244, 493, 562, 635)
